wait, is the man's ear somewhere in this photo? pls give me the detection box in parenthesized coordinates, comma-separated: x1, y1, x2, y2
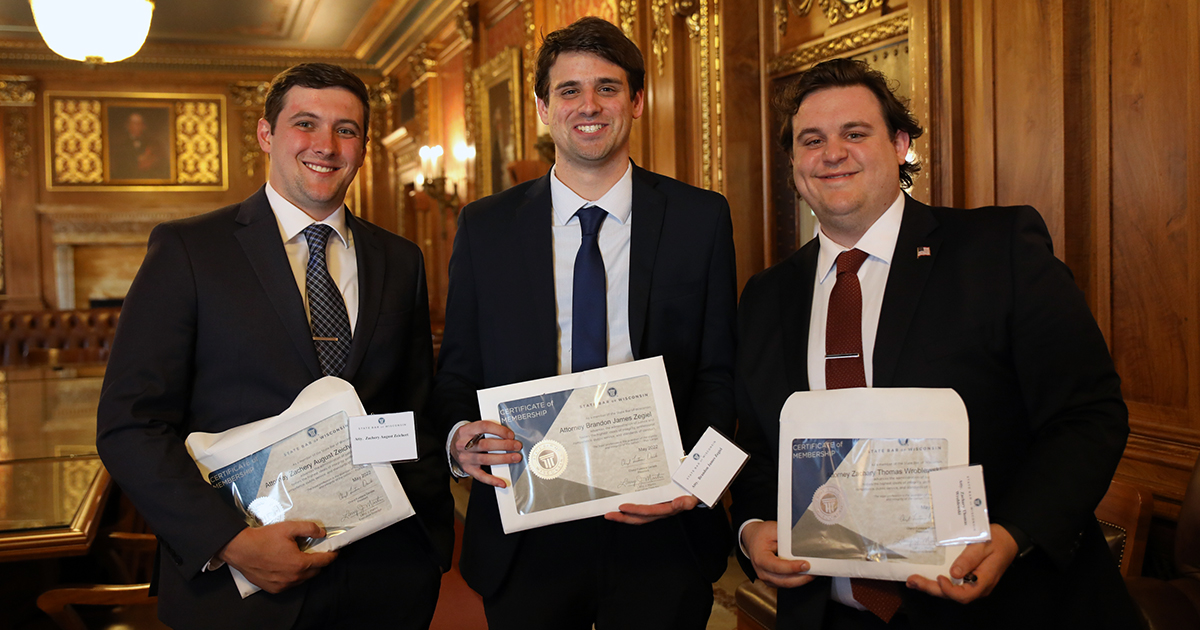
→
(631, 90, 645, 119)
(257, 118, 273, 153)
(536, 97, 550, 125)
(892, 130, 911, 164)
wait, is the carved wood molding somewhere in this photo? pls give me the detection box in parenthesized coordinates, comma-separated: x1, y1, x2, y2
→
(618, 0, 638, 40)
(768, 12, 908, 77)
(0, 76, 35, 107)
(37, 205, 213, 245)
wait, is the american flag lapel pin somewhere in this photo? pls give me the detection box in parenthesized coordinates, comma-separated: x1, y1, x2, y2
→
(917, 246, 931, 258)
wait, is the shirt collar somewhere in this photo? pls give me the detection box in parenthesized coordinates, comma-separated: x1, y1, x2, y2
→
(265, 182, 351, 248)
(550, 161, 634, 226)
(815, 191, 906, 284)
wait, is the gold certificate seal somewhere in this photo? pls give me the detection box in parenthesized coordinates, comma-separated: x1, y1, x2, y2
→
(810, 484, 846, 525)
(528, 439, 568, 480)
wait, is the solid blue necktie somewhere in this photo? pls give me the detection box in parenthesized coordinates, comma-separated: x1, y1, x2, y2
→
(572, 205, 608, 373)
(303, 224, 352, 376)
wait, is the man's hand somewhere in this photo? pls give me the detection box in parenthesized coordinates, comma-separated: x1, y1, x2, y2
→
(216, 521, 337, 594)
(742, 520, 813, 588)
(450, 420, 523, 488)
(604, 494, 700, 525)
(906, 523, 1019, 604)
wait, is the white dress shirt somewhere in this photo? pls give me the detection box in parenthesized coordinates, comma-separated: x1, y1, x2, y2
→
(446, 163, 636, 475)
(204, 183, 359, 571)
(265, 182, 359, 333)
(738, 191, 906, 609)
(549, 161, 635, 373)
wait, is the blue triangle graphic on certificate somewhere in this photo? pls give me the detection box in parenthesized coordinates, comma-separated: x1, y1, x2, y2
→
(514, 474, 620, 514)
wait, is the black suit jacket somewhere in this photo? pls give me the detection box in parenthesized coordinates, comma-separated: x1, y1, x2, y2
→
(732, 196, 1138, 627)
(96, 187, 453, 630)
(428, 165, 737, 597)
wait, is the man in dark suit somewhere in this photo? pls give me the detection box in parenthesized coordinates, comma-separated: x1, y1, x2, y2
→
(96, 63, 452, 630)
(427, 17, 736, 630)
(732, 58, 1140, 628)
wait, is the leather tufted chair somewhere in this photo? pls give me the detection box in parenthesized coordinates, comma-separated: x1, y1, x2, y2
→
(0, 308, 120, 365)
(1126, 455, 1200, 630)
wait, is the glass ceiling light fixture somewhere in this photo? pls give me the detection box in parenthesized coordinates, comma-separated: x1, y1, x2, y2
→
(30, 0, 155, 65)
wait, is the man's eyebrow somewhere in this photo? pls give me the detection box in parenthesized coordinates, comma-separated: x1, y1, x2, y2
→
(796, 120, 874, 137)
(287, 110, 362, 132)
(552, 77, 624, 91)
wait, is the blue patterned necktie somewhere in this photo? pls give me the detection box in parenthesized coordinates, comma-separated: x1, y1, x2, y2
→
(572, 205, 608, 373)
(302, 224, 352, 376)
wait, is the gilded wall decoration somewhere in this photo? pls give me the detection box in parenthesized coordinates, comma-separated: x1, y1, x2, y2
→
(230, 81, 268, 178)
(822, 0, 883, 24)
(0, 76, 35, 106)
(45, 92, 228, 191)
(651, 0, 671, 76)
(767, 12, 908, 76)
(7, 113, 31, 180)
(456, 0, 474, 42)
(49, 99, 103, 185)
(776, 0, 881, 34)
(618, 0, 637, 39)
(175, 102, 222, 185)
(369, 78, 399, 161)
(521, 0, 536, 153)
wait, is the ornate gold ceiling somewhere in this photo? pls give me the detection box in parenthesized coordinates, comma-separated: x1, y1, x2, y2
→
(0, 0, 460, 76)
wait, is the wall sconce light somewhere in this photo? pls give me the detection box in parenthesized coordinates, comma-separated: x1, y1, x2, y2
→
(31, 0, 155, 64)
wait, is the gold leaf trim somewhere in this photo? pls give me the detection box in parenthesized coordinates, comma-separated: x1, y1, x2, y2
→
(768, 12, 908, 76)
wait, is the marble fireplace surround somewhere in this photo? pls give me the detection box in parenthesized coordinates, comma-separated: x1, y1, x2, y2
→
(37, 205, 212, 309)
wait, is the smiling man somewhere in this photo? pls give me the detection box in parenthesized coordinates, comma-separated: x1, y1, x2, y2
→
(731, 58, 1139, 629)
(428, 16, 737, 630)
(97, 63, 452, 630)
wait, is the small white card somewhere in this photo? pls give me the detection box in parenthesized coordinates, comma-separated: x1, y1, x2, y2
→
(929, 464, 991, 546)
(671, 427, 748, 507)
(348, 412, 418, 465)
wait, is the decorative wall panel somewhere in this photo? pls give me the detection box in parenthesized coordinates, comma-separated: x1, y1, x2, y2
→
(44, 92, 228, 191)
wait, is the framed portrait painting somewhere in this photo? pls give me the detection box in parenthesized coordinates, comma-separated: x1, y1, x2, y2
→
(473, 47, 523, 196)
(44, 91, 228, 191)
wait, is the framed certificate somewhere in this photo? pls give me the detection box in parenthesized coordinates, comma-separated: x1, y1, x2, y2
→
(778, 388, 970, 582)
(477, 356, 686, 533)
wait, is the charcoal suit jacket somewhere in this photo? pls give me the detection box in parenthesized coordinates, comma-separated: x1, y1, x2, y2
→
(731, 196, 1139, 628)
(96, 186, 453, 630)
(428, 164, 737, 598)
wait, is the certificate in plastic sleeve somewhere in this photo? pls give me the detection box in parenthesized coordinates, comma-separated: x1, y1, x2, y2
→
(477, 356, 686, 533)
(186, 377, 415, 597)
(777, 388, 969, 582)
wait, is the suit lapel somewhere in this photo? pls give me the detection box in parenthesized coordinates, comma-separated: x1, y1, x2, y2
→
(518, 175, 560, 372)
(873, 195, 941, 387)
(342, 212, 381, 381)
(784, 242, 818, 392)
(234, 187, 324, 380)
(628, 165, 666, 357)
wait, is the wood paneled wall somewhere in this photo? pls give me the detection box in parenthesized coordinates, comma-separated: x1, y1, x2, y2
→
(941, 0, 1200, 521)
(749, 0, 1200, 531)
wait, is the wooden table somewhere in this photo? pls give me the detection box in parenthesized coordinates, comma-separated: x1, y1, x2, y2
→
(0, 365, 111, 562)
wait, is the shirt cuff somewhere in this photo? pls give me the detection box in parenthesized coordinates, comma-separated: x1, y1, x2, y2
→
(204, 557, 225, 572)
(445, 420, 471, 479)
(737, 519, 764, 558)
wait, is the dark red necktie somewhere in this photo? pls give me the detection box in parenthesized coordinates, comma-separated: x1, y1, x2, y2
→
(825, 248, 903, 623)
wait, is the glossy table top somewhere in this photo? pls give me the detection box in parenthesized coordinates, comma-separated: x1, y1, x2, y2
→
(0, 364, 111, 561)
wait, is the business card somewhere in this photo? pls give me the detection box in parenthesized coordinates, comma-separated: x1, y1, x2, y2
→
(348, 412, 418, 465)
(929, 464, 992, 546)
(672, 426, 748, 507)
